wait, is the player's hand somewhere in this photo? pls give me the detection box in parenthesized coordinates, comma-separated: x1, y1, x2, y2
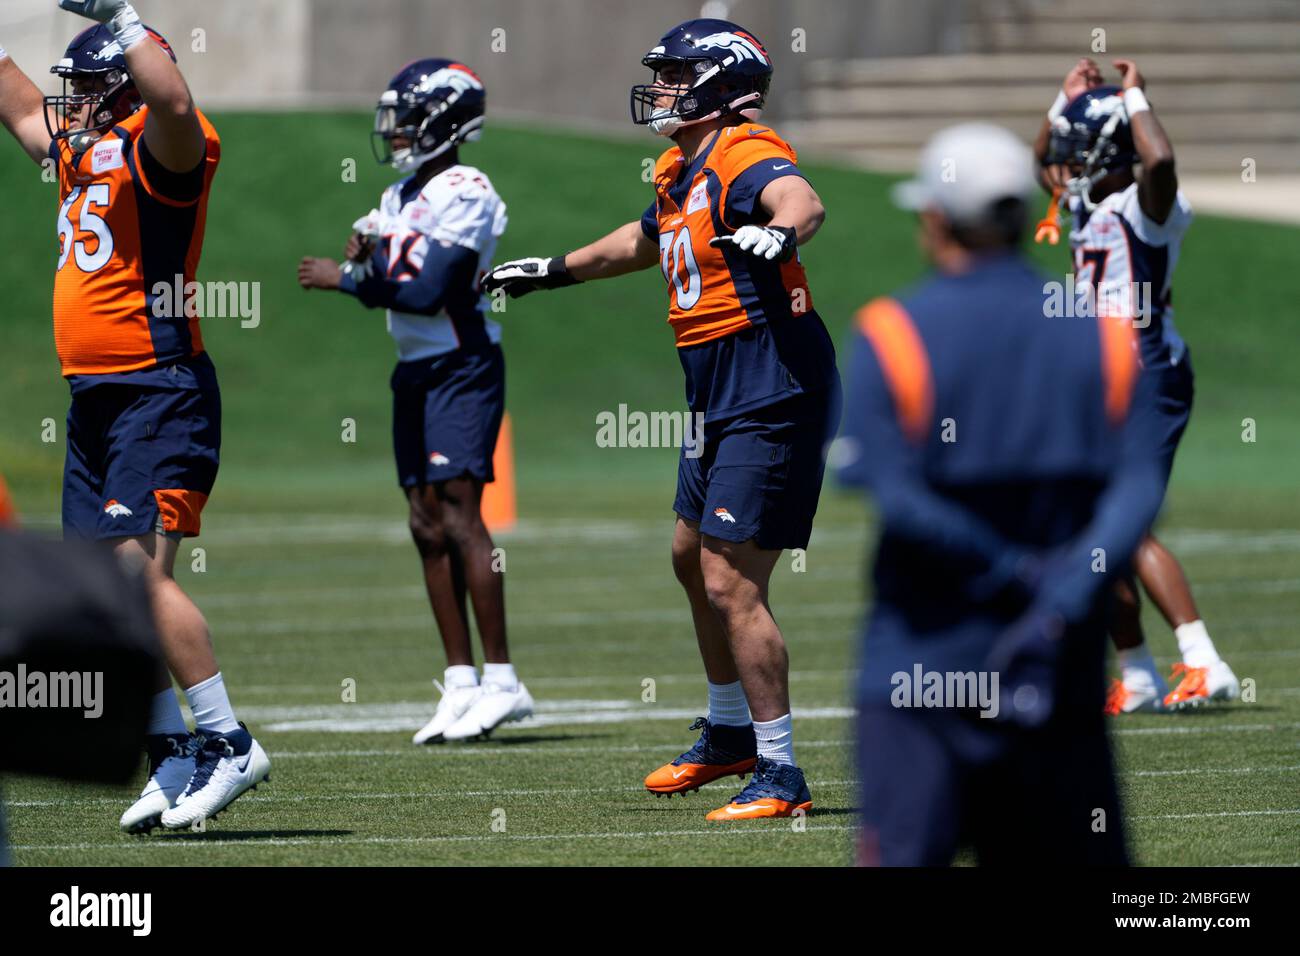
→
(1042, 164, 1072, 190)
(1062, 57, 1103, 100)
(58, 0, 131, 24)
(298, 256, 342, 291)
(480, 256, 579, 299)
(344, 233, 374, 263)
(709, 224, 796, 262)
(1113, 58, 1145, 92)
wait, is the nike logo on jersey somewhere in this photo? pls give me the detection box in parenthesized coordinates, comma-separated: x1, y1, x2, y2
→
(771, 163, 792, 170)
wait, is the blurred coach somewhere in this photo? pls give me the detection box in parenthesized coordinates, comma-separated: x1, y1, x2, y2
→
(836, 124, 1164, 865)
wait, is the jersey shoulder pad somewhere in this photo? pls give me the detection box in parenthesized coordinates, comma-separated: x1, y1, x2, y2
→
(1110, 181, 1192, 247)
(652, 146, 686, 190)
(711, 124, 798, 183)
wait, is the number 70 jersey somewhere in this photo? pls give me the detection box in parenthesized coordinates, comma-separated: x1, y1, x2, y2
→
(646, 124, 813, 348)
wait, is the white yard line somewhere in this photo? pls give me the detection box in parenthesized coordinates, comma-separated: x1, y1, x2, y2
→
(10, 823, 857, 853)
(12, 765, 1298, 810)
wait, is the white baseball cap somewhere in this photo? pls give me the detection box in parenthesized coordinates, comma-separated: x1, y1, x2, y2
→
(892, 123, 1037, 226)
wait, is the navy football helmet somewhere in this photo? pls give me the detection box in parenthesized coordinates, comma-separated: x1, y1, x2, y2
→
(1045, 84, 1138, 180)
(371, 58, 486, 173)
(44, 23, 176, 147)
(630, 19, 772, 136)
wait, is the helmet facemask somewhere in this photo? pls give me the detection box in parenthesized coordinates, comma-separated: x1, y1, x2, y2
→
(631, 54, 766, 136)
(1045, 95, 1136, 211)
(371, 89, 484, 173)
(44, 68, 139, 149)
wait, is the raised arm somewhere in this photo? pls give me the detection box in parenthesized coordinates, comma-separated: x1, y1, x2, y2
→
(1114, 59, 1177, 223)
(1034, 57, 1104, 193)
(0, 46, 55, 164)
(481, 219, 659, 299)
(61, 1, 205, 172)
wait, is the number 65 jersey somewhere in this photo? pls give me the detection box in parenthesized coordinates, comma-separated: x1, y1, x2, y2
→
(51, 107, 222, 378)
(1068, 181, 1193, 370)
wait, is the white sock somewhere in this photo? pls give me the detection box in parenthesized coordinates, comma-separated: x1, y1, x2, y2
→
(1116, 644, 1163, 692)
(754, 713, 795, 767)
(1175, 620, 1221, 669)
(184, 672, 240, 734)
(443, 665, 479, 690)
(708, 680, 751, 727)
(482, 662, 518, 691)
(146, 688, 188, 736)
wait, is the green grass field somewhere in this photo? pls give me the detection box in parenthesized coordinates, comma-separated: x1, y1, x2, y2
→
(2, 115, 1298, 865)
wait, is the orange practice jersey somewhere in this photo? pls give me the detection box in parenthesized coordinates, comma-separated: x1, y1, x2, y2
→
(649, 124, 813, 348)
(52, 107, 221, 376)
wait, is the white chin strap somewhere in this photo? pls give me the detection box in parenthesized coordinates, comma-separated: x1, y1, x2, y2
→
(390, 120, 483, 172)
(649, 100, 763, 137)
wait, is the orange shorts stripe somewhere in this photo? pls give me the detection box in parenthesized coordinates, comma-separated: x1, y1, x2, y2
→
(0, 473, 17, 528)
(153, 488, 209, 536)
(1096, 315, 1139, 424)
(856, 298, 934, 444)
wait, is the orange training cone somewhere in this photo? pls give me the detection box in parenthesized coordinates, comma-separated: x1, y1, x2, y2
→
(482, 412, 516, 533)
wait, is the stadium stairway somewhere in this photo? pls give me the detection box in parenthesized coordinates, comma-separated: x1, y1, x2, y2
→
(786, 0, 1300, 203)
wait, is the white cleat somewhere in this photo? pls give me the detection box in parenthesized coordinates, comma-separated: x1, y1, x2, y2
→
(443, 681, 534, 741)
(412, 680, 482, 744)
(120, 733, 195, 834)
(160, 726, 270, 829)
(1164, 659, 1241, 710)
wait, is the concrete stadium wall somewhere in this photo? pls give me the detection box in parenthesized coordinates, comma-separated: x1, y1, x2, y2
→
(1, 0, 959, 125)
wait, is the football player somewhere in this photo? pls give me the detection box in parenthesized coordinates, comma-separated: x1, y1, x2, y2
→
(0, 0, 269, 831)
(1034, 58, 1240, 714)
(483, 19, 840, 820)
(298, 60, 531, 742)
(840, 123, 1164, 865)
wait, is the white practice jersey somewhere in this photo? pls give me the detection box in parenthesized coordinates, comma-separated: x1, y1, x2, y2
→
(1068, 181, 1193, 369)
(374, 164, 507, 360)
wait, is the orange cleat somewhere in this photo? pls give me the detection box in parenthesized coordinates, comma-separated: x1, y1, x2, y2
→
(1104, 677, 1164, 715)
(1163, 660, 1240, 710)
(644, 718, 756, 796)
(705, 757, 812, 821)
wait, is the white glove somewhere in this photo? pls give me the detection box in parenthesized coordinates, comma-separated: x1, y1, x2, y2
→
(709, 225, 796, 262)
(59, 1, 146, 49)
(342, 210, 381, 280)
(351, 209, 382, 241)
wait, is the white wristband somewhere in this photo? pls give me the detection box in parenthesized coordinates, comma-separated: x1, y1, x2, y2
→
(1047, 88, 1069, 121)
(109, 3, 147, 51)
(1123, 87, 1150, 117)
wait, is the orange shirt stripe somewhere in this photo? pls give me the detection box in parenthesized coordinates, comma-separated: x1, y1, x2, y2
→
(1097, 314, 1140, 424)
(856, 298, 934, 443)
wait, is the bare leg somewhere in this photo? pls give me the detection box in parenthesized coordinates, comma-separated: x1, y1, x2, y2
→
(1135, 533, 1201, 629)
(113, 533, 216, 691)
(698, 536, 786, 722)
(434, 476, 509, 664)
(1110, 575, 1145, 652)
(406, 484, 473, 667)
(671, 517, 739, 685)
